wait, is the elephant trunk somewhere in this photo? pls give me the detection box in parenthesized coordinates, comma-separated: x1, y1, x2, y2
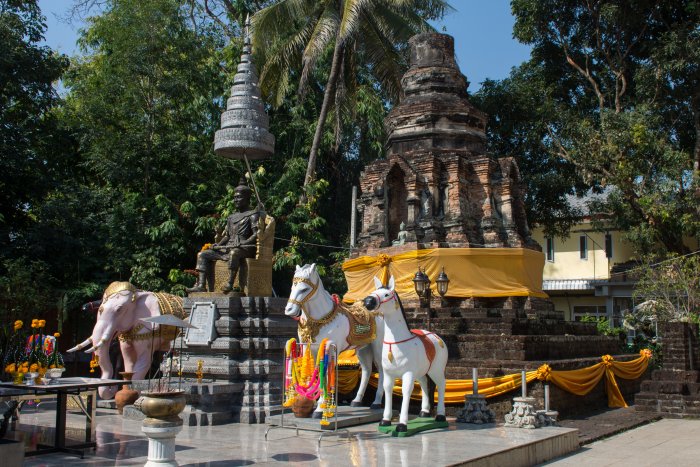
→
(89, 322, 119, 399)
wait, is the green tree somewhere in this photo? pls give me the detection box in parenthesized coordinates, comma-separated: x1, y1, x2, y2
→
(634, 253, 700, 322)
(0, 0, 68, 254)
(499, 0, 699, 253)
(251, 0, 451, 190)
(63, 0, 239, 290)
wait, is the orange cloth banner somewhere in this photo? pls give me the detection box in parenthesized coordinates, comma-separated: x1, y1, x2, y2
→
(342, 248, 548, 303)
(338, 349, 651, 407)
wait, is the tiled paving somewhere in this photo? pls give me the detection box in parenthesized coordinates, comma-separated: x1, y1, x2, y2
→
(8, 405, 700, 466)
(545, 418, 700, 466)
(10, 406, 576, 466)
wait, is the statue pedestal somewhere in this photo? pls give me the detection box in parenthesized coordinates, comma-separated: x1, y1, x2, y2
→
(142, 420, 183, 467)
(456, 394, 495, 424)
(504, 397, 543, 429)
(172, 295, 296, 425)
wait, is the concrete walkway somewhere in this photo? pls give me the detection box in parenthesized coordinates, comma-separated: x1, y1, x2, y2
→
(546, 418, 700, 466)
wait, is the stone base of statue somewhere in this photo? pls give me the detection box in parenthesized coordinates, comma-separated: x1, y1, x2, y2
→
(456, 394, 495, 424)
(536, 409, 559, 426)
(171, 295, 296, 425)
(504, 397, 544, 429)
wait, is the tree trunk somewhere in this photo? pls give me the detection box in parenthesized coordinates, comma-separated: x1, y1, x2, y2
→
(693, 94, 700, 213)
(302, 32, 345, 193)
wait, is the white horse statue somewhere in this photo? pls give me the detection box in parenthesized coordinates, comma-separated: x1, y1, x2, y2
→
(285, 264, 384, 416)
(363, 276, 448, 432)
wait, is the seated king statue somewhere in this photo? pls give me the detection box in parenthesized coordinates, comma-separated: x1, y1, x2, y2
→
(187, 177, 260, 293)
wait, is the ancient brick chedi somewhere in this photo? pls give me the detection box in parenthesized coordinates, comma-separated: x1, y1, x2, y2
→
(357, 33, 539, 254)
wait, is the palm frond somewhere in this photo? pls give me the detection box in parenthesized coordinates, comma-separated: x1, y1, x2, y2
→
(299, 7, 341, 97)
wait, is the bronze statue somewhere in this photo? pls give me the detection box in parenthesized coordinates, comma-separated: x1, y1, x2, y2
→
(187, 178, 260, 293)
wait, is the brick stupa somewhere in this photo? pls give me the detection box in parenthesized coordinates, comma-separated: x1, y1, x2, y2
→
(346, 33, 640, 418)
(356, 33, 540, 255)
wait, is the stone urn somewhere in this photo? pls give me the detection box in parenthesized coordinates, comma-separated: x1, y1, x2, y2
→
(292, 396, 315, 418)
(115, 372, 139, 415)
(134, 391, 186, 467)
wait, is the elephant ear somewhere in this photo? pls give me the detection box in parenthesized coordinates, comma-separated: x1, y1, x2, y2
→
(373, 276, 383, 290)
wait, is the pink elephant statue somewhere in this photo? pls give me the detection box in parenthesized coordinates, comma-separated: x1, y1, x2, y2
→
(68, 281, 187, 399)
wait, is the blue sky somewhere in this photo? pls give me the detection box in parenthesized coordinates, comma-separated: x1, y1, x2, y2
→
(38, 0, 530, 91)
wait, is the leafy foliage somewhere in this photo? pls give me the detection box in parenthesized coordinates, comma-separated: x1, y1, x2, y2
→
(0, 0, 68, 252)
(62, 0, 239, 291)
(486, 0, 700, 253)
(633, 253, 700, 322)
(252, 0, 451, 189)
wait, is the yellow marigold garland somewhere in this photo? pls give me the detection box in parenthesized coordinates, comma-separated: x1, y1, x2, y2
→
(536, 364, 552, 381)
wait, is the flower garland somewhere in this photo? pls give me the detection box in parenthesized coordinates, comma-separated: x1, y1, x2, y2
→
(283, 338, 338, 426)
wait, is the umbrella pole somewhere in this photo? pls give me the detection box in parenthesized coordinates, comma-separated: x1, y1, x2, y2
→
(244, 153, 264, 210)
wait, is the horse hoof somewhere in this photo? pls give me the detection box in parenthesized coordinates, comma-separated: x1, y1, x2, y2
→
(435, 414, 446, 422)
(350, 401, 363, 408)
(370, 403, 382, 410)
(419, 411, 431, 418)
(379, 419, 392, 427)
(396, 423, 407, 433)
(312, 411, 323, 419)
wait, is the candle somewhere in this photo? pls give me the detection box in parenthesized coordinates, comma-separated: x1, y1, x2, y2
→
(521, 370, 527, 397)
(544, 383, 550, 411)
(472, 367, 478, 395)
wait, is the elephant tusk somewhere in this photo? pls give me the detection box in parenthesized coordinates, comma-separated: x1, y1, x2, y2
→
(84, 337, 106, 353)
(67, 338, 92, 353)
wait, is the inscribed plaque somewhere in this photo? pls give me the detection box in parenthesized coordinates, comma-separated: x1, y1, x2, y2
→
(185, 302, 217, 346)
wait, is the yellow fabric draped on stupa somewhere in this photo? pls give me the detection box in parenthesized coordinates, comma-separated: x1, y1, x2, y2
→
(342, 248, 548, 302)
(337, 349, 651, 408)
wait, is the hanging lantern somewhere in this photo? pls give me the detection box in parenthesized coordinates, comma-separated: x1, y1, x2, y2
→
(436, 267, 450, 297)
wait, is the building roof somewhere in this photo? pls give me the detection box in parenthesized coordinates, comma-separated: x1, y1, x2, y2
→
(566, 187, 614, 217)
(543, 279, 599, 291)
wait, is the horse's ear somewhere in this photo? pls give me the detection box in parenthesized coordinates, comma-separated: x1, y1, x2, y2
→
(310, 263, 316, 271)
(295, 264, 301, 271)
(373, 276, 383, 290)
(388, 276, 395, 292)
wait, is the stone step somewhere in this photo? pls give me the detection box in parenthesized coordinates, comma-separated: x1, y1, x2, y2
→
(651, 370, 700, 383)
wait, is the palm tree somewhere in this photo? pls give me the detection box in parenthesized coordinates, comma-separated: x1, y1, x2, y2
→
(252, 0, 451, 190)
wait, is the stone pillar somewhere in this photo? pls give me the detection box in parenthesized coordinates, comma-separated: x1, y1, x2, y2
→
(142, 419, 183, 467)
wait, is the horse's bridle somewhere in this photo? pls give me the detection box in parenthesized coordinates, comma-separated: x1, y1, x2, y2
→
(287, 276, 319, 316)
(369, 288, 399, 309)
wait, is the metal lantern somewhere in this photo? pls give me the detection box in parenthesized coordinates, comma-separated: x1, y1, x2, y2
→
(436, 267, 450, 297)
(413, 268, 431, 296)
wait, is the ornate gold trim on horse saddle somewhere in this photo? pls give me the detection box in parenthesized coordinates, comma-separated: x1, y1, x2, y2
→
(297, 304, 341, 344)
(341, 302, 376, 348)
(297, 300, 377, 347)
(118, 293, 185, 343)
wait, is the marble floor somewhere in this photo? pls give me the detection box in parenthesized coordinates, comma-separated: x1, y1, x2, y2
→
(8, 406, 577, 466)
(544, 418, 700, 467)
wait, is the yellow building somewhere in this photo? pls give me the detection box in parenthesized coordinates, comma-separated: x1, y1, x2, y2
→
(531, 191, 637, 324)
(532, 192, 699, 324)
